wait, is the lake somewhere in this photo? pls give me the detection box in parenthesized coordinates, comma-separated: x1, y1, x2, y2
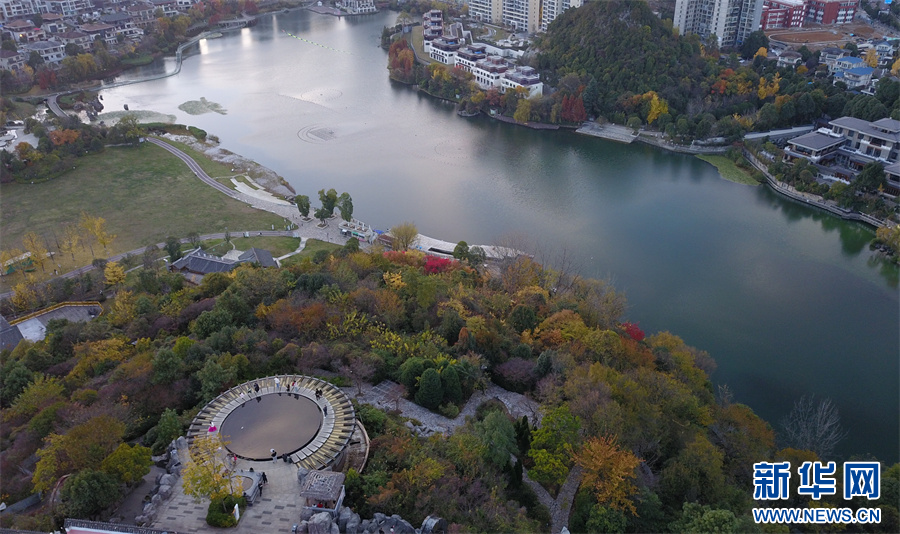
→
(99, 9, 899, 462)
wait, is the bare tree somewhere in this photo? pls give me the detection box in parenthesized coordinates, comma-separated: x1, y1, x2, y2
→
(780, 395, 847, 460)
(389, 222, 418, 251)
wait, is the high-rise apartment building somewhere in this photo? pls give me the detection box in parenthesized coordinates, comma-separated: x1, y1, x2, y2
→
(468, 0, 503, 25)
(501, 0, 541, 33)
(674, 0, 763, 47)
(540, 0, 583, 31)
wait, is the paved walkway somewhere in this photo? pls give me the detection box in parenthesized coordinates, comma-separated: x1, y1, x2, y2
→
(151, 455, 305, 534)
(522, 464, 582, 534)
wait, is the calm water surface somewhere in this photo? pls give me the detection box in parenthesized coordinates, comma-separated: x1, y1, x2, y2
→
(101, 10, 899, 461)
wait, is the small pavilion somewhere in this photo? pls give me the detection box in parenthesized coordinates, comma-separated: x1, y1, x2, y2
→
(299, 471, 345, 520)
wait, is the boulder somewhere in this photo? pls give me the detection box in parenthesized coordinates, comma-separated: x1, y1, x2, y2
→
(151, 494, 162, 506)
(309, 511, 334, 534)
(158, 484, 172, 499)
(330, 522, 339, 534)
(297, 520, 308, 533)
(420, 516, 447, 534)
(358, 519, 370, 533)
(392, 516, 416, 534)
(134, 515, 147, 525)
(338, 506, 352, 531)
(159, 474, 177, 487)
(346, 513, 361, 534)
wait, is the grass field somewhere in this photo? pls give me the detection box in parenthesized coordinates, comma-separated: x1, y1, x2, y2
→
(0, 144, 283, 291)
(201, 236, 301, 257)
(281, 239, 341, 265)
(697, 154, 760, 186)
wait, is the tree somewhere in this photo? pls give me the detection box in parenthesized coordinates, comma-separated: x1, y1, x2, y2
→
(80, 212, 116, 253)
(452, 241, 469, 261)
(467, 246, 486, 266)
(165, 236, 183, 261)
(389, 221, 418, 251)
(152, 408, 184, 454)
(441, 365, 463, 404)
(864, 48, 878, 68)
(741, 30, 769, 59)
(314, 206, 330, 226)
(104, 261, 125, 288)
(414, 367, 443, 410)
(475, 410, 517, 469)
(187, 231, 200, 247)
(780, 395, 847, 459)
(65, 43, 80, 57)
(101, 443, 152, 485)
(181, 434, 241, 510)
(669, 502, 740, 533)
(27, 50, 44, 70)
(60, 224, 81, 260)
(338, 192, 353, 222)
(61, 469, 120, 519)
(318, 188, 338, 216)
(22, 231, 48, 273)
(295, 194, 310, 218)
(575, 436, 641, 515)
(854, 162, 886, 194)
(33, 415, 126, 493)
(152, 348, 183, 384)
(514, 98, 532, 123)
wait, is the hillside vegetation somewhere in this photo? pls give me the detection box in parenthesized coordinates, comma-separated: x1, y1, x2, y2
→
(1, 246, 898, 532)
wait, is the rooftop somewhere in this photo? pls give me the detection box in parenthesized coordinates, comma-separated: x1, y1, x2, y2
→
(299, 471, 345, 501)
(789, 131, 846, 151)
(237, 247, 277, 268)
(830, 116, 900, 142)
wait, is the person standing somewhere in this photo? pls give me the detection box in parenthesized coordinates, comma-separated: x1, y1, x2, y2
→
(261, 472, 268, 484)
(254, 383, 260, 396)
(274, 376, 281, 393)
(258, 481, 264, 497)
(271, 448, 277, 463)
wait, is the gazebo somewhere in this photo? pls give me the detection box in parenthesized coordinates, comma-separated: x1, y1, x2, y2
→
(299, 471, 345, 519)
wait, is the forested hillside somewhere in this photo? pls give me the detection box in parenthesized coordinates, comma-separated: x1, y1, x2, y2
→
(1, 245, 898, 532)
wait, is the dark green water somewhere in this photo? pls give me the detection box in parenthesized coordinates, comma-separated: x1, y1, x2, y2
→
(102, 10, 899, 462)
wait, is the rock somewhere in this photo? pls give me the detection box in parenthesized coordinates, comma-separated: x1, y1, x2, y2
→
(392, 517, 416, 534)
(338, 506, 352, 531)
(134, 515, 147, 525)
(420, 516, 447, 534)
(309, 511, 334, 533)
(560, 528, 570, 534)
(346, 513, 361, 534)
(330, 522, 339, 534)
(359, 519, 370, 532)
(404, 421, 415, 430)
(151, 494, 162, 506)
(297, 520, 308, 533)
(159, 473, 177, 486)
(373, 512, 386, 524)
(158, 484, 172, 499)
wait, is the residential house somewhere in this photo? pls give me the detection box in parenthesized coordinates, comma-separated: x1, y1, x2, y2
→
(501, 65, 542, 97)
(0, 49, 24, 70)
(427, 35, 461, 64)
(42, 0, 94, 17)
(41, 13, 66, 33)
(99, 12, 141, 38)
(147, 0, 178, 17)
(175, 0, 198, 10)
(6, 19, 44, 42)
(53, 29, 92, 51)
(872, 40, 897, 68)
(22, 39, 65, 64)
(0, 0, 40, 21)
(423, 9, 442, 42)
(79, 21, 117, 44)
(472, 55, 509, 89)
(830, 54, 863, 73)
(777, 50, 803, 68)
(819, 47, 846, 70)
(455, 43, 487, 73)
(833, 65, 873, 88)
(170, 248, 238, 284)
(125, 2, 156, 28)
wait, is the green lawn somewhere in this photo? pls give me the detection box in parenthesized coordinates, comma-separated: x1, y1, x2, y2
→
(0, 144, 284, 258)
(696, 154, 761, 186)
(201, 236, 301, 257)
(281, 239, 341, 265)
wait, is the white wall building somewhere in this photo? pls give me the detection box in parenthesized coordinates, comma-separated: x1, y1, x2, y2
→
(674, 0, 763, 47)
(501, 64, 542, 97)
(0, 0, 40, 21)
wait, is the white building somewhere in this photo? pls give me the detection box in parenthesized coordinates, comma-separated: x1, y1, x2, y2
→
(41, 0, 94, 17)
(540, 0, 582, 31)
(674, 0, 763, 48)
(343, 0, 375, 14)
(427, 35, 462, 64)
(472, 55, 510, 89)
(501, 64, 543, 97)
(0, 0, 40, 21)
(22, 39, 65, 64)
(455, 43, 488, 73)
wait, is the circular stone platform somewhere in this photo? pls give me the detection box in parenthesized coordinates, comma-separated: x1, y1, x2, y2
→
(219, 394, 322, 461)
(188, 375, 357, 470)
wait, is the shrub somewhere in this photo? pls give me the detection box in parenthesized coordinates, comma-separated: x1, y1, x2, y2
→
(357, 403, 387, 437)
(206, 494, 246, 527)
(188, 126, 207, 140)
(414, 368, 443, 410)
(493, 357, 537, 393)
(424, 255, 454, 274)
(438, 402, 460, 418)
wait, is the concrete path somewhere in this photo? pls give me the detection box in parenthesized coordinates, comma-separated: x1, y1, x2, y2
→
(522, 464, 583, 534)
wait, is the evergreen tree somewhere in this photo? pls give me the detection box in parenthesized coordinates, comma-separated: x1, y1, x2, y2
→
(441, 365, 463, 405)
(414, 368, 443, 410)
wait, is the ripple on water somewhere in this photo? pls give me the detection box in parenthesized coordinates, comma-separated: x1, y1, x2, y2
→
(297, 124, 336, 144)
